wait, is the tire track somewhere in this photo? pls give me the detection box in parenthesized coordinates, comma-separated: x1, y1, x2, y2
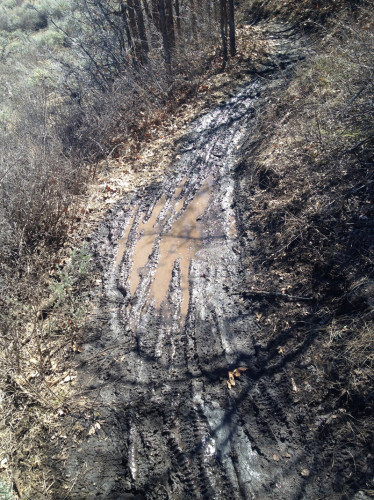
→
(65, 26, 311, 499)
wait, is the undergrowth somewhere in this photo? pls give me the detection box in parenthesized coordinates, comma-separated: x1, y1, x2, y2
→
(239, 2, 373, 494)
(0, 244, 92, 498)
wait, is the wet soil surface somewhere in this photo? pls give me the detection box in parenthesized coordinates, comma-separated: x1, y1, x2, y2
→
(62, 26, 361, 500)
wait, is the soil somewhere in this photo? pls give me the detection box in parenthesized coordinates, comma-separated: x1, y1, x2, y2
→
(57, 25, 373, 500)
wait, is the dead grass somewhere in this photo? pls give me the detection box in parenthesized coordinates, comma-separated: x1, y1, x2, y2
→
(238, 5, 374, 490)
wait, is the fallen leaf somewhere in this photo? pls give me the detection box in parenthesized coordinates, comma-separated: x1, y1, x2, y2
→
(277, 346, 284, 356)
(228, 371, 236, 387)
(300, 469, 310, 477)
(0, 458, 8, 469)
(88, 422, 101, 436)
(273, 453, 280, 461)
(291, 377, 298, 392)
(233, 367, 248, 378)
(255, 312, 263, 322)
(72, 341, 82, 353)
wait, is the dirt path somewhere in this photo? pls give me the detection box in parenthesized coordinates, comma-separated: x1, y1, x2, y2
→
(61, 26, 328, 500)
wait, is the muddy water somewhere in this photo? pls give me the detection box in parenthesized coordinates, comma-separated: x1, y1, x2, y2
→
(67, 27, 310, 500)
(153, 178, 212, 316)
(129, 195, 165, 295)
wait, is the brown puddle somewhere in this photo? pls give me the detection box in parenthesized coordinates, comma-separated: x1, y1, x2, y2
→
(151, 178, 212, 316)
(120, 177, 213, 316)
(130, 196, 165, 295)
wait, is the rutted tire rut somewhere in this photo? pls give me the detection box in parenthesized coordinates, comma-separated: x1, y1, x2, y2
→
(65, 28, 310, 500)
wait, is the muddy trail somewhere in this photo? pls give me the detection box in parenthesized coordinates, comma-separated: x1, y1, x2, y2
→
(62, 26, 326, 500)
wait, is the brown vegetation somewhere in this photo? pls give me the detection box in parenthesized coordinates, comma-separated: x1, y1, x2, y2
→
(238, 2, 373, 494)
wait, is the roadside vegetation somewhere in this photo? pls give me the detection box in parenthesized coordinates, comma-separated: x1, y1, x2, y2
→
(0, 0, 373, 497)
(238, 0, 373, 495)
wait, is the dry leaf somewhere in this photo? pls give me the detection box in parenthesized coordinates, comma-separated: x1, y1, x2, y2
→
(228, 371, 236, 387)
(273, 453, 280, 461)
(255, 312, 263, 322)
(233, 367, 248, 378)
(291, 378, 298, 392)
(300, 469, 310, 477)
(72, 341, 82, 353)
(277, 346, 284, 356)
(88, 422, 101, 436)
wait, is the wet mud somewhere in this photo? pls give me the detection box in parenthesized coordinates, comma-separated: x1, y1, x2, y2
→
(62, 26, 349, 500)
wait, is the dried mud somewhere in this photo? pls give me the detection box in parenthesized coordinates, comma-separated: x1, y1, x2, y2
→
(60, 26, 370, 500)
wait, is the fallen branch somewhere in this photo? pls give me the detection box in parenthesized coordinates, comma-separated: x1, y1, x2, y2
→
(233, 289, 313, 301)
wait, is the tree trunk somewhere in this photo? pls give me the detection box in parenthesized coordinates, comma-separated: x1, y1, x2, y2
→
(158, 0, 171, 66)
(142, 0, 151, 20)
(174, 0, 181, 36)
(151, 0, 161, 31)
(190, 0, 197, 37)
(121, 3, 138, 68)
(220, 0, 228, 69)
(165, 0, 175, 49)
(134, 0, 149, 63)
(127, 0, 142, 65)
(228, 0, 236, 57)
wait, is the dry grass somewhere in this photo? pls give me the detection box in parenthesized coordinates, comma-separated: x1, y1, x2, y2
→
(240, 0, 374, 431)
(235, 5, 373, 494)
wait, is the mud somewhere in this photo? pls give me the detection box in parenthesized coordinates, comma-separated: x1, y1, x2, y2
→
(61, 25, 363, 500)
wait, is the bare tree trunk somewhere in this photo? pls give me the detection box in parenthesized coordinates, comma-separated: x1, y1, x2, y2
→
(220, 0, 228, 69)
(151, 0, 161, 30)
(190, 0, 197, 37)
(142, 0, 151, 19)
(174, 0, 181, 36)
(165, 0, 175, 49)
(121, 3, 138, 68)
(134, 0, 149, 63)
(158, 0, 171, 66)
(228, 0, 236, 57)
(127, 0, 142, 65)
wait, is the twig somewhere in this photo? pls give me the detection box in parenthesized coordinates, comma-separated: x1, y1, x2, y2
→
(233, 289, 313, 301)
(344, 133, 374, 154)
(338, 80, 372, 116)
